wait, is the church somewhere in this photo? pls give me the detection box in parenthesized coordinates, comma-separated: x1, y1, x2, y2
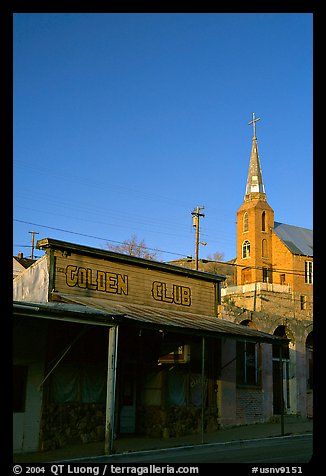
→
(171, 114, 313, 419)
(212, 114, 313, 418)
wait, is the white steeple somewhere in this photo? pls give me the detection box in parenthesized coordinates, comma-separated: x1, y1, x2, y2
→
(244, 113, 266, 201)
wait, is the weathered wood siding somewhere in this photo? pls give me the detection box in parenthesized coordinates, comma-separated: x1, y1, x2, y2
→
(53, 251, 218, 316)
(13, 255, 49, 302)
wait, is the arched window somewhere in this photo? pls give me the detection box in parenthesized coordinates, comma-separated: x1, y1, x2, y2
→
(243, 212, 248, 232)
(262, 239, 267, 257)
(242, 240, 250, 259)
(262, 211, 266, 231)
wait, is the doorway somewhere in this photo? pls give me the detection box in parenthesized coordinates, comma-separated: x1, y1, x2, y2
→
(272, 326, 290, 415)
(119, 361, 137, 433)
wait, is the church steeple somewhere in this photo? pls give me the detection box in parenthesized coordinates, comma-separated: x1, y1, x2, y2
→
(235, 113, 274, 286)
(244, 113, 266, 202)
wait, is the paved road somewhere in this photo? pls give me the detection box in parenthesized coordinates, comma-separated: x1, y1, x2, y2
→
(73, 434, 312, 464)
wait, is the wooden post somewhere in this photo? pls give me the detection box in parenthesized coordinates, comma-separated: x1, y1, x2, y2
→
(201, 336, 205, 444)
(191, 207, 205, 270)
(104, 325, 119, 455)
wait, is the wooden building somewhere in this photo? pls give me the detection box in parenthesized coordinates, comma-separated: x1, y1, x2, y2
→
(13, 238, 286, 455)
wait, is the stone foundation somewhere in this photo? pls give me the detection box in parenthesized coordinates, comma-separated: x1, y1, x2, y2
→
(137, 406, 219, 438)
(40, 403, 220, 451)
(40, 403, 105, 451)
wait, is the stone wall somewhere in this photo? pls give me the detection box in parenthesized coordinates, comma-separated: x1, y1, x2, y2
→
(222, 287, 312, 320)
(40, 402, 220, 450)
(40, 402, 105, 451)
(136, 405, 219, 438)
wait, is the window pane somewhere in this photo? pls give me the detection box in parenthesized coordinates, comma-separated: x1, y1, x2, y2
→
(242, 240, 250, 258)
(246, 342, 257, 385)
(305, 261, 313, 284)
(236, 341, 245, 383)
(237, 341, 258, 386)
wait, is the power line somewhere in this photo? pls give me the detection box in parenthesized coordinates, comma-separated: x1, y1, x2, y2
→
(13, 219, 187, 258)
(14, 204, 201, 242)
(203, 259, 310, 278)
(14, 219, 313, 278)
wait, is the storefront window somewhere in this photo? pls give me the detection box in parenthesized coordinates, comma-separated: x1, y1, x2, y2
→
(237, 341, 259, 386)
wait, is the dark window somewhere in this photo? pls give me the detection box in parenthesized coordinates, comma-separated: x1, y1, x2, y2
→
(272, 326, 289, 360)
(243, 212, 248, 232)
(305, 261, 313, 284)
(50, 363, 107, 403)
(300, 295, 307, 310)
(237, 341, 259, 386)
(263, 267, 270, 283)
(262, 211, 266, 231)
(13, 365, 28, 412)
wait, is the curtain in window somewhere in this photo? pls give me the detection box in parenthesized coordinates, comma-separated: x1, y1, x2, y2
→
(166, 367, 186, 406)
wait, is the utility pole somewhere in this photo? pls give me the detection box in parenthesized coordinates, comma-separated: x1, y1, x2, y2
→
(191, 206, 205, 270)
(29, 231, 39, 259)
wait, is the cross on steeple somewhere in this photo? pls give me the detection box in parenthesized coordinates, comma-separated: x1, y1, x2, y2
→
(248, 113, 261, 138)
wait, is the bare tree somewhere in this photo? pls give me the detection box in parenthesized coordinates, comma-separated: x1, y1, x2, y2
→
(105, 235, 160, 261)
(201, 252, 235, 285)
(205, 252, 225, 262)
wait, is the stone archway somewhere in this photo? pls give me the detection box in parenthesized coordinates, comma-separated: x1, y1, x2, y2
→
(239, 319, 257, 329)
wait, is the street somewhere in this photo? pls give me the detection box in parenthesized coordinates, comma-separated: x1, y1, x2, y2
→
(72, 434, 313, 464)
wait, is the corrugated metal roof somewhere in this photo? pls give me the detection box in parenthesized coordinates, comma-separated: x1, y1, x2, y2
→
(273, 222, 313, 257)
(52, 294, 287, 344)
(13, 300, 115, 327)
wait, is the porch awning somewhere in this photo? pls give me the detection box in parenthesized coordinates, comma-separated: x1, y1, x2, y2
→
(48, 293, 287, 345)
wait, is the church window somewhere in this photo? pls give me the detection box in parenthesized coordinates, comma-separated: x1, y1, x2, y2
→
(263, 267, 272, 283)
(305, 261, 313, 284)
(280, 274, 286, 285)
(242, 240, 250, 258)
(262, 211, 266, 231)
(243, 212, 248, 232)
(262, 239, 267, 257)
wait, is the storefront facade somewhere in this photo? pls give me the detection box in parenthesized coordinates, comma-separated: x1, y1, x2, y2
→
(13, 238, 286, 455)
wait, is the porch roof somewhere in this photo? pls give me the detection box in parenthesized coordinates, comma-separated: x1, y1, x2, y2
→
(14, 296, 288, 345)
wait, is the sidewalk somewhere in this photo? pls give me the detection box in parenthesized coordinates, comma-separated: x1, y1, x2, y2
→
(13, 415, 313, 463)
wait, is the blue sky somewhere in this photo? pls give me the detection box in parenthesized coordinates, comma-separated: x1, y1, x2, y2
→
(13, 13, 313, 262)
